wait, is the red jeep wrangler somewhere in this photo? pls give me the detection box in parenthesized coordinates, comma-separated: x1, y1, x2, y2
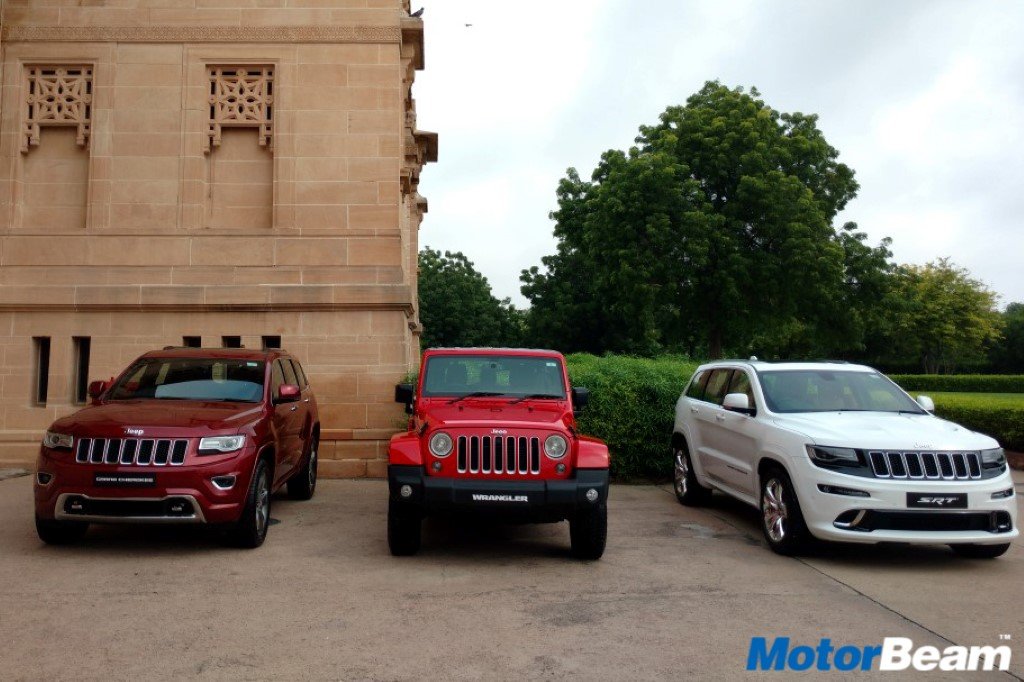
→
(34, 347, 320, 548)
(388, 348, 610, 559)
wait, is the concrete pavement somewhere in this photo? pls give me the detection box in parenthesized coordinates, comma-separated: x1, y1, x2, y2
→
(0, 473, 1021, 680)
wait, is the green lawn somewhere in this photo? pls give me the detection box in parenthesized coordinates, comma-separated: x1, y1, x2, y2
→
(918, 392, 1024, 408)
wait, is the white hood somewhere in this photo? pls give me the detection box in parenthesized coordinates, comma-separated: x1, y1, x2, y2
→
(772, 411, 1000, 451)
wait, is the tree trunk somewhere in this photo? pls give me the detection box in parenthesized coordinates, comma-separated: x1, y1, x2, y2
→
(708, 326, 724, 359)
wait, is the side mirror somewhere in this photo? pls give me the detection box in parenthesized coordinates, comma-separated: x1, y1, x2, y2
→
(87, 380, 107, 404)
(571, 386, 590, 412)
(723, 392, 756, 416)
(916, 395, 935, 413)
(395, 383, 415, 414)
(277, 384, 301, 403)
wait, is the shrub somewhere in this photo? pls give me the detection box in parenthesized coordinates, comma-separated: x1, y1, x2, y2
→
(566, 354, 698, 480)
(891, 374, 1024, 393)
(925, 395, 1024, 452)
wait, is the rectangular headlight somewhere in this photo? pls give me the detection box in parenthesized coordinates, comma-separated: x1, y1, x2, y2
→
(980, 448, 1006, 467)
(806, 445, 860, 465)
(42, 431, 74, 450)
(198, 435, 246, 455)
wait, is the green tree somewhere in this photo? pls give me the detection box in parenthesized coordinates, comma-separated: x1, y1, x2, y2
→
(883, 259, 1002, 373)
(418, 248, 523, 349)
(988, 303, 1024, 373)
(522, 82, 877, 358)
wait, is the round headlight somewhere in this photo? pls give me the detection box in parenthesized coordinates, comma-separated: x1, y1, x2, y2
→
(544, 434, 568, 459)
(429, 431, 453, 458)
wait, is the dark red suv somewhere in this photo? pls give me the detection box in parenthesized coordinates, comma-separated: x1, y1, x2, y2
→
(34, 347, 320, 548)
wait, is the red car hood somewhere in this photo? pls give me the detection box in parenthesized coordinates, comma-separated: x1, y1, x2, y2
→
(419, 400, 571, 430)
(50, 400, 263, 438)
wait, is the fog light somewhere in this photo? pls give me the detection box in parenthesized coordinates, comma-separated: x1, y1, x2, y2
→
(992, 488, 1014, 500)
(400, 484, 413, 498)
(556, 463, 566, 474)
(36, 472, 53, 485)
(211, 475, 237, 490)
(585, 488, 599, 503)
(818, 484, 870, 498)
(431, 461, 442, 472)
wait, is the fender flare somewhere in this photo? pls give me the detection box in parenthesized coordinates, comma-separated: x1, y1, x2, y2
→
(576, 436, 610, 469)
(389, 432, 423, 466)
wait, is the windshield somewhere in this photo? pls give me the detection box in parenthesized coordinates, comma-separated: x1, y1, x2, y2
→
(759, 370, 925, 414)
(422, 355, 567, 399)
(107, 358, 266, 403)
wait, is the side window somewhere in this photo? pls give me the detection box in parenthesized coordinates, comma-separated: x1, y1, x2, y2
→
(684, 370, 708, 400)
(271, 360, 285, 397)
(280, 358, 299, 387)
(703, 369, 733, 406)
(728, 371, 755, 405)
(289, 359, 308, 388)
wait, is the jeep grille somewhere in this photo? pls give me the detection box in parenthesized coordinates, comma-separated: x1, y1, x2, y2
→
(456, 435, 541, 475)
(867, 451, 981, 481)
(75, 437, 190, 466)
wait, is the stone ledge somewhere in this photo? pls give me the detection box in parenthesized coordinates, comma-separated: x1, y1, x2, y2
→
(1, 25, 401, 44)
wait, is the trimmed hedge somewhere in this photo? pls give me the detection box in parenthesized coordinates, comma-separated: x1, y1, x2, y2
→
(566, 354, 697, 480)
(923, 394, 1024, 452)
(891, 374, 1024, 394)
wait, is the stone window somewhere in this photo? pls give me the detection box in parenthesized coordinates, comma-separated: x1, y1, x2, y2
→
(22, 65, 93, 154)
(205, 66, 274, 153)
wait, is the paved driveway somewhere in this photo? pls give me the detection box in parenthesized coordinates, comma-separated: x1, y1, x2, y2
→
(1, 473, 1021, 680)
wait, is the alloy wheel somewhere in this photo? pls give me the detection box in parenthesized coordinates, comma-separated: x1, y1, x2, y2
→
(763, 478, 788, 542)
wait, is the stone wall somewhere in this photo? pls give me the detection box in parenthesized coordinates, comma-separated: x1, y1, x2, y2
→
(0, 0, 436, 474)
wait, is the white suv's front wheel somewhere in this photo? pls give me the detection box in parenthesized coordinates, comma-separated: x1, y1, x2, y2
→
(759, 466, 810, 556)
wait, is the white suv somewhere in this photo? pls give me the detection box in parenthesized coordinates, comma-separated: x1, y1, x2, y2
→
(672, 360, 1017, 558)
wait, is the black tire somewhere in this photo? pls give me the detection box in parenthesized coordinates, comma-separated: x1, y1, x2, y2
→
(387, 498, 421, 556)
(759, 466, 810, 556)
(35, 516, 88, 545)
(287, 434, 318, 501)
(673, 441, 712, 506)
(950, 543, 1011, 559)
(570, 503, 608, 560)
(226, 459, 271, 549)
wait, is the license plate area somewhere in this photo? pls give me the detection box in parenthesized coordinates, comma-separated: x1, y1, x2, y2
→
(93, 472, 156, 488)
(906, 492, 967, 509)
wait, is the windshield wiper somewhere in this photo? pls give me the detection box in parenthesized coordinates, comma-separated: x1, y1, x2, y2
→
(447, 391, 504, 405)
(510, 393, 564, 405)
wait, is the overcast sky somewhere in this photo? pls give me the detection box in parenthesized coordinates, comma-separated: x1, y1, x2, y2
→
(415, 0, 1024, 309)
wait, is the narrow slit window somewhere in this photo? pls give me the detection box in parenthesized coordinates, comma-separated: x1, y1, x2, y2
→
(73, 336, 91, 404)
(261, 335, 281, 350)
(222, 336, 242, 348)
(33, 337, 51, 406)
(183, 336, 201, 348)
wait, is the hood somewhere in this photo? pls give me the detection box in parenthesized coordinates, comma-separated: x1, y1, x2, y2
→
(773, 411, 999, 451)
(50, 400, 263, 438)
(420, 399, 570, 431)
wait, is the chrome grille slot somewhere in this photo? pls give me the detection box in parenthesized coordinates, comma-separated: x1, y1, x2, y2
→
(506, 436, 515, 473)
(104, 439, 122, 464)
(457, 436, 467, 473)
(517, 437, 528, 474)
(469, 437, 479, 473)
(73, 437, 189, 467)
(869, 450, 982, 481)
(482, 437, 492, 473)
(530, 438, 540, 474)
(494, 437, 504, 474)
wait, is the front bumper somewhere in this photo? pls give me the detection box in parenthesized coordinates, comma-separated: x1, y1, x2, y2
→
(792, 456, 1019, 545)
(35, 446, 257, 525)
(388, 465, 609, 522)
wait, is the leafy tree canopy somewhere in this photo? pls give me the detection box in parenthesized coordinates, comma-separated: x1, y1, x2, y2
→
(522, 81, 884, 358)
(418, 247, 523, 350)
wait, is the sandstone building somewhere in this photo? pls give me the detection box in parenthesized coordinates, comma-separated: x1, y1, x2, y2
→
(0, 1, 436, 476)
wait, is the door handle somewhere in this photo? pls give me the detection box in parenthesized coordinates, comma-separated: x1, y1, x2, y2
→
(715, 413, 726, 422)
(303, 398, 310, 403)
(690, 407, 699, 414)
(290, 405, 297, 412)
